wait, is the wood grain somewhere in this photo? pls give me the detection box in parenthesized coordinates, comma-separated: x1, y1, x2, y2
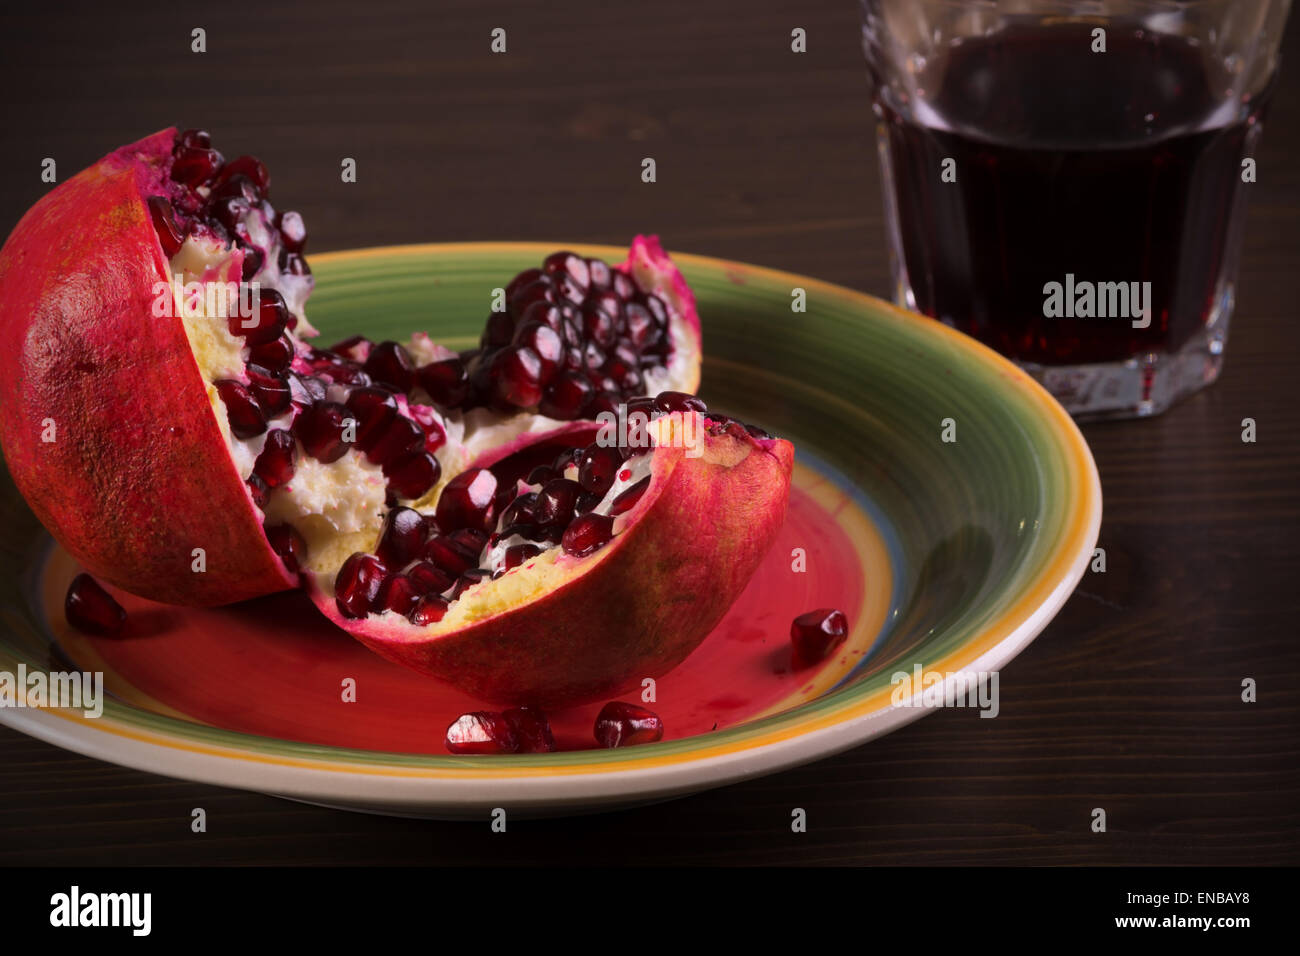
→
(0, 0, 1297, 865)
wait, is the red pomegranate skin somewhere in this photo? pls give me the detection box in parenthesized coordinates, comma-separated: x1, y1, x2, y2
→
(310, 429, 795, 707)
(0, 128, 295, 605)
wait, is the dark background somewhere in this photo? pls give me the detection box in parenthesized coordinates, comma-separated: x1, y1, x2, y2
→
(0, 0, 1296, 865)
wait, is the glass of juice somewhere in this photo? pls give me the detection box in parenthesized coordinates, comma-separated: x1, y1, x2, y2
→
(861, 0, 1291, 419)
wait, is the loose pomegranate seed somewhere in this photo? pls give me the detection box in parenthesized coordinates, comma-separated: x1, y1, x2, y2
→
(265, 524, 307, 573)
(417, 357, 469, 407)
(410, 593, 450, 625)
(245, 364, 291, 417)
(146, 196, 185, 256)
(790, 609, 849, 668)
(385, 450, 441, 500)
(594, 702, 664, 748)
(377, 574, 421, 616)
(451, 568, 492, 599)
(423, 536, 475, 576)
(278, 210, 307, 251)
(292, 400, 351, 463)
(490, 346, 545, 407)
(445, 712, 519, 755)
(362, 340, 416, 392)
(252, 428, 296, 488)
(334, 553, 387, 619)
(407, 561, 455, 596)
(534, 477, 580, 527)
(562, 512, 615, 557)
(577, 443, 623, 496)
(375, 507, 428, 567)
(249, 333, 294, 372)
(503, 707, 556, 753)
(435, 468, 498, 532)
(608, 476, 650, 516)
(215, 380, 267, 439)
(365, 415, 425, 468)
(171, 146, 224, 187)
(64, 573, 126, 637)
(539, 371, 593, 421)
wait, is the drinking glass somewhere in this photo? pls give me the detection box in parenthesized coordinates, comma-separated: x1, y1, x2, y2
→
(861, 0, 1292, 418)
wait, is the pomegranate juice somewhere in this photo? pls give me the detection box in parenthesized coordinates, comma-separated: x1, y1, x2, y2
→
(875, 22, 1267, 365)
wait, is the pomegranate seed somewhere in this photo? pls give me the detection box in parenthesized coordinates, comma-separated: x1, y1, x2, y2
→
(249, 333, 294, 371)
(608, 476, 650, 516)
(409, 593, 450, 625)
(448, 527, 489, 557)
(562, 513, 614, 557)
(423, 536, 473, 576)
(265, 524, 307, 574)
(362, 340, 416, 392)
(482, 311, 515, 349)
(612, 271, 636, 298)
(278, 210, 307, 251)
(503, 543, 543, 571)
(542, 250, 590, 292)
(586, 257, 612, 288)
(503, 707, 556, 753)
(577, 443, 622, 496)
(520, 300, 565, 331)
(228, 288, 289, 346)
(526, 465, 556, 485)
(209, 194, 251, 233)
(288, 372, 326, 407)
(581, 302, 616, 348)
(407, 561, 455, 596)
(584, 391, 620, 419)
(175, 128, 211, 151)
(421, 417, 447, 454)
(539, 372, 594, 421)
(365, 414, 425, 467)
(385, 450, 441, 500)
(445, 712, 519, 755)
(240, 246, 263, 281)
(171, 146, 224, 187)
(334, 553, 387, 619)
(508, 278, 555, 318)
(377, 574, 421, 616)
(575, 490, 603, 514)
(505, 267, 543, 299)
(790, 609, 849, 668)
(654, 391, 707, 414)
(282, 251, 311, 275)
(215, 380, 267, 439)
(252, 428, 296, 488)
(435, 468, 498, 532)
(451, 568, 492, 599)
(247, 474, 270, 509)
(292, 400, 351, 463)
(246, 364, 291, 417)
(535, 477, 580, 527)
(329, 334, 370, 360)
(418, 357, 469, 407)
(343, 387, 398, 451)
(512, 322, 563, 381)
(64, 573, 126, 637)
(489, 346, 544, 407)
(375, 507, 428, 567)
(594, 702, 664, 748)
(146, 196, 185, 256)
(624, 303, 655, 349)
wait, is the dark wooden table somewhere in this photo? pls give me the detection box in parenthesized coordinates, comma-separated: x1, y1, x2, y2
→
(0, 0, 1296, 866)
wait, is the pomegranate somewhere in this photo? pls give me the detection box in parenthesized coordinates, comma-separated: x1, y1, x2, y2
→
(306, 396, 793, 706)
(594, 701, 665, 748)
(790, 608, 849, 668)
(0, 128, 703, 609)
(64, 574, 127, 637)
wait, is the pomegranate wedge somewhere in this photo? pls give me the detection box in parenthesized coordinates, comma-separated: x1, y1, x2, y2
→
(306, 399, 793, 707)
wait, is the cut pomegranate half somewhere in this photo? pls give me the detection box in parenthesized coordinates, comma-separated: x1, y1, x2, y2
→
(304, 396, 793, 707)
(0, 127, 702, 610)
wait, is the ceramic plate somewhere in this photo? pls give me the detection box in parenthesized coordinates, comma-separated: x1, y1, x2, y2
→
(0, 242, 1101, 818)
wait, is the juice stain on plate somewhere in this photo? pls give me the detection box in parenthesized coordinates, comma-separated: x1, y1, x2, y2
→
(41, 463, 892, 755)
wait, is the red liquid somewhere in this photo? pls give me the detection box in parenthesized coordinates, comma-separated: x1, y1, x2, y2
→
(53, 484, 874, 754)
(876, 21, 1267, 365)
